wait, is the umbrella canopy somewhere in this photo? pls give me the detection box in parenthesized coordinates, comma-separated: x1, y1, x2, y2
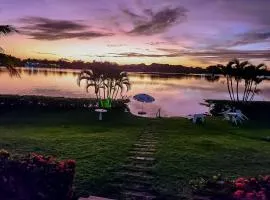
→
(133, 93, 155, 103)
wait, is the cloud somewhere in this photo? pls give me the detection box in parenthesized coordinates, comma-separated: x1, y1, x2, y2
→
(146, 41, 167, 46)
(34, 51, 57, 56)
(107, 44, 127, 47)
(107, 52, 178, 58)
(121, 8, 145, 21)
(126, 6, 188, 35)
(230, 32, 270, 46)
(159, 48, 270, 59)
(105, 48, 270, 64)
(19, 17, 113, 40)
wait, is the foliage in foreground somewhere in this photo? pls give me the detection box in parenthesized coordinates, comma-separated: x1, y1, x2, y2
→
(0, 150, 76, 200)
(0, 94, 128, 112)
(191, 174, 270, 200)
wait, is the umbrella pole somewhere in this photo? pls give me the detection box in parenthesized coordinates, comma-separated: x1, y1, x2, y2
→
(141, 102, 144, 113)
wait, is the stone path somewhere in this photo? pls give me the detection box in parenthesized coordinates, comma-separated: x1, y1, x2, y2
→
(112, 126, 158, 200)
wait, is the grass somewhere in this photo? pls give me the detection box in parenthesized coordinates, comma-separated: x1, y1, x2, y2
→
(0, 109, 270, 198)
(0, 109, 147, 197)
(153, 117, 270, 198)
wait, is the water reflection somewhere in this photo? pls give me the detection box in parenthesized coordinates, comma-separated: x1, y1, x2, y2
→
(0, 67, 269, 117)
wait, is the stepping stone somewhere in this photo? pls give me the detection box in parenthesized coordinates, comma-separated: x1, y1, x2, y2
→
(138, 141, 158, 145)
(121, 164, 153, 173)
(138, 138, 157, 140)
(133, 148, 156, 152)
(129, 151, 155, 156)
(127, 178, 153, 186)
(134, 144, 156, 148)
(129, 156, 155, 161)
(112, 182, 153, 193)
(122, 191, 156, 200)
(117, 172, 154, 180)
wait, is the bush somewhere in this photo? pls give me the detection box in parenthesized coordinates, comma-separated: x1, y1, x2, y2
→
(0, 94, 129, 112)
(190, 174, 233, 200)
(233, 176, 269, 200)
(0, 150, 76, 200)
(191, 175, 270, 200)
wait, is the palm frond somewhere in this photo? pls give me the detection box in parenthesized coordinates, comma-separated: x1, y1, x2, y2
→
(6, 65, 20, 77)
(0, 25, 18, 35)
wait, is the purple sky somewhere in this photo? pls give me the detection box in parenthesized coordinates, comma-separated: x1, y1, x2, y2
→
(0, 0, 270, 66)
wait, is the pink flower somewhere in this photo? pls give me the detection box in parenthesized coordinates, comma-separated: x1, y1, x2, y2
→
(66, 159, 76, 168)
(245, 192, 255, 199)
(256, 191, 266, 200)
(263, 175, 270, 182)
(250, 178, 257, 183)
(233, 190, 245, 199)
(58, 161, 65, 171)
(235, 178, 246, 183)
(235, 182, 245, 190)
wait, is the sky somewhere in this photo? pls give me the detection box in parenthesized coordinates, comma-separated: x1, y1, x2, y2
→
(0, 0, 270, 67)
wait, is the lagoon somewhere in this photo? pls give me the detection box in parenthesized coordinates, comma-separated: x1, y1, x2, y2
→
(0, 67, 269, 117)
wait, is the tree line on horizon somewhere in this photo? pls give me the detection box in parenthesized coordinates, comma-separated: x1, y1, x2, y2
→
(1, 53, 270, 76)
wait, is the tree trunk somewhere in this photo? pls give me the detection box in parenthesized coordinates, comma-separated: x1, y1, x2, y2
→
(230, 76, 235, 101)
(245, 81, 253, 101)
(242, 81, 248, 101)
(114, 87, 120, 100)
(236, 80, 239, 101)
(249, 84, 257, 101)
(226, 76, 233, 100)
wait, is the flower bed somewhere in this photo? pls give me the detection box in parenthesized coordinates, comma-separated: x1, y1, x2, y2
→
(0, 150, 76, 200)
(191, 174, 270, 200)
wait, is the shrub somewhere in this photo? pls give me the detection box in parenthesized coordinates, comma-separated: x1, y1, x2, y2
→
(233, 176, 269, 200)
(0, 150, 76, 200)
(190, 175, 270, 200)
(190, 174, 234, 200)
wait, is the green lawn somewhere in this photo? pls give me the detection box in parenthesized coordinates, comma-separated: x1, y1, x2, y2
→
(0, 109, 147, 197)
(0, 109, 270, 198)
(153, 117, 270, 198)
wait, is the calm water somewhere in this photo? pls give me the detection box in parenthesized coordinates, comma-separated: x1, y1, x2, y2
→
(0, 67, 270, 117)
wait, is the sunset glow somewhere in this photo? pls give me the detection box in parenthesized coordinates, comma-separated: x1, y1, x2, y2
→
(1, 0, 270, 66)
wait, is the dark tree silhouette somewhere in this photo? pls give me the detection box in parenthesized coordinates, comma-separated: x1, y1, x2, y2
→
(77, 68, 131, 101)
(0, 25, 19, 77)
(218, 59, 267, 102)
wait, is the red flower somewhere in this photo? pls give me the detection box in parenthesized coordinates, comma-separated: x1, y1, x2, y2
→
(58, 161, 65, 171)
(66, 159, 76, 168)
(37, 157, 47, 164)
(233, 190, 245, 199)
(263, 175, 270, 182)
(256, 191, 266, 200)
(235, 182, 245, 190)
(47, 156, 56, 164)
(245, 192, 255, 200)
(235, 178, 246, 183)
(250, 178, 257, 183)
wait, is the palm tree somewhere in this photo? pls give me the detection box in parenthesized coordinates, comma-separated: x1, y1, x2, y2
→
(77, 70, 104, 100)
(219, 59, 267, 102)
(77, 69, 131, 102)
(0, 25, 19, 77)
(113, 72, 131, 99)
(0, 25, 17, 35)
(245, 63, 267, 101)
(230, 59, 249, 101)
(218, 63, 234, 101)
